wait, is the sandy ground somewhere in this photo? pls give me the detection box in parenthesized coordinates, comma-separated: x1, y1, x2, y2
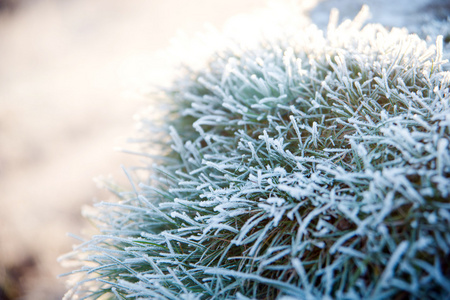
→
(0, 0, 447, 299)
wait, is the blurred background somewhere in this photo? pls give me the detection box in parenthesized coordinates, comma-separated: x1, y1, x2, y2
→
(0, 0, 448, 299)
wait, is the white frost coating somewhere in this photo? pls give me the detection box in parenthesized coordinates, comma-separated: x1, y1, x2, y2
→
(373, 241, 409, 295)
(63, 3, 450, 300)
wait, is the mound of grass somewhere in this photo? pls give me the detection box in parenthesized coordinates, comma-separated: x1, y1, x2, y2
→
(62, 7, 450, 300)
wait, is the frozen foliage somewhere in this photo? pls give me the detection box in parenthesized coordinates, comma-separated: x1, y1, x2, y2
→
(62, 6, 450, 300)
(420, 17, 450, 62)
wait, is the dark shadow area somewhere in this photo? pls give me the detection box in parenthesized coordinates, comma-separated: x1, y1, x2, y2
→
(0, 256, 37, 300)
(0, 0, 19, 12)
(422, 0, 450, 20)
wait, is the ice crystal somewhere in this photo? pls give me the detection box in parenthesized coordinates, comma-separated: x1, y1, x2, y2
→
(62, 6, 450, 300)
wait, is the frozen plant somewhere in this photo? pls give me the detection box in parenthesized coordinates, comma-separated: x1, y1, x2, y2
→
(420, 17, 450, 63)
(61, 6, 450, 300)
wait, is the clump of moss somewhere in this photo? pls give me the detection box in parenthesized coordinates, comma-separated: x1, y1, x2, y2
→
(62, 6, 450, 300)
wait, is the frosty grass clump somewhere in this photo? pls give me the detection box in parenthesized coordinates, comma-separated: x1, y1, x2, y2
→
(62, 6, 450, 300)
